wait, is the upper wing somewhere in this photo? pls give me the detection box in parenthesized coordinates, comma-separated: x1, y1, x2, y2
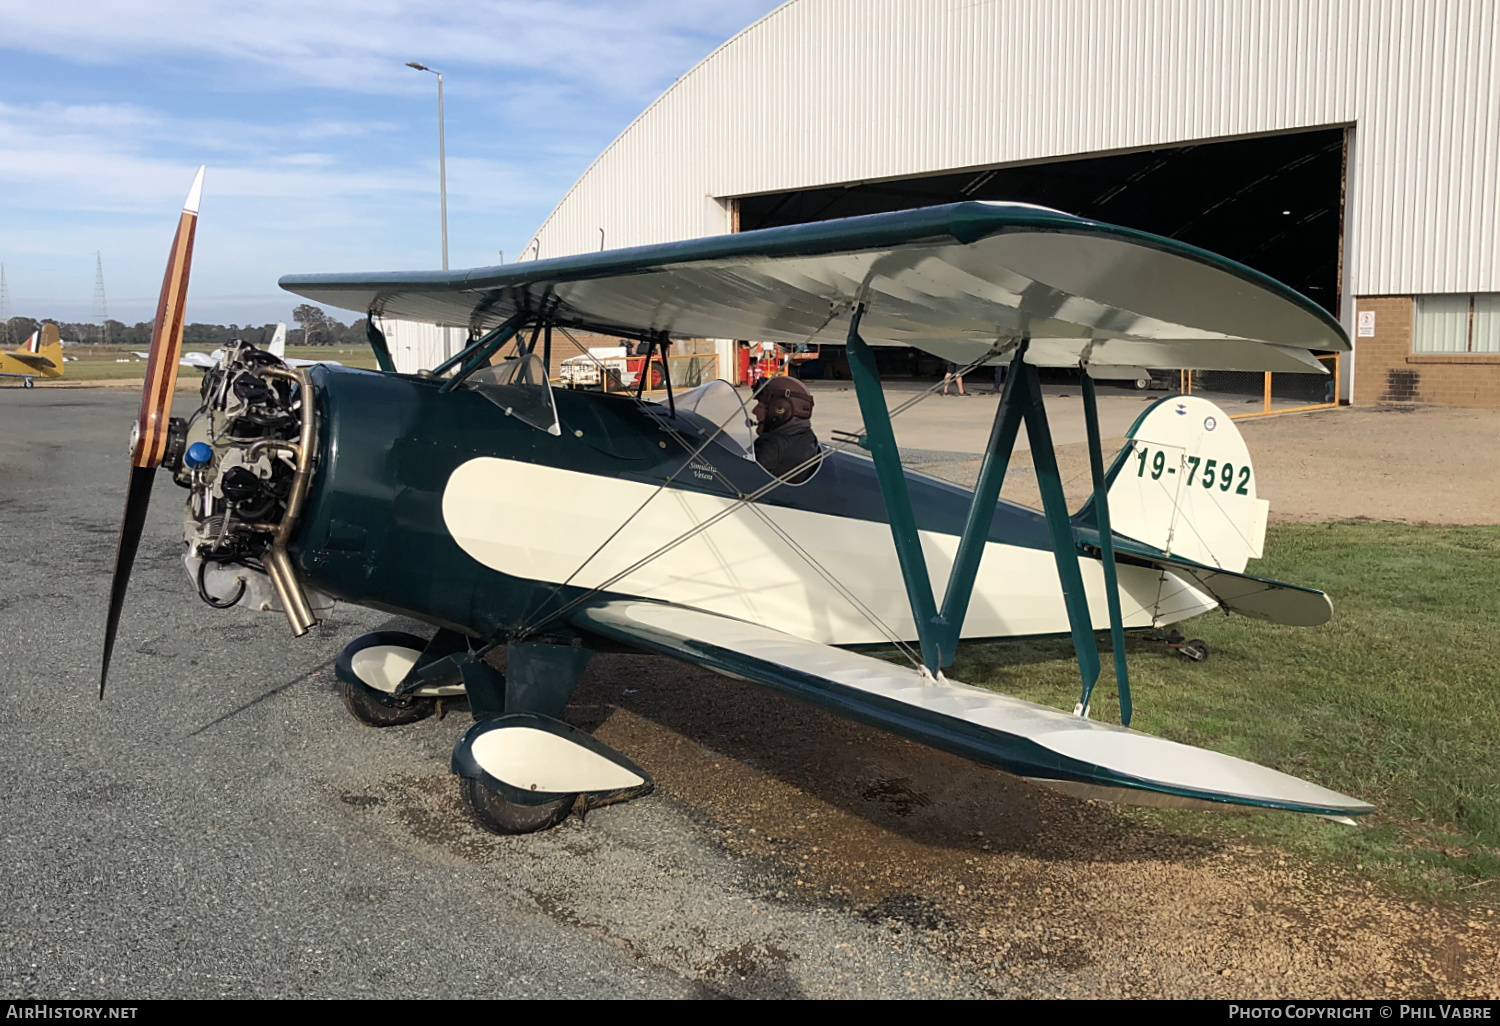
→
(281, 201, 1349, 373)
(3, 352, 56, 370)
(571, 598, 1370, 817)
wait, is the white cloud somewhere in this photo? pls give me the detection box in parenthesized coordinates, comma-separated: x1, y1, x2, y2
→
(0, 1, 779, 99)
(0, 0, 785, 322)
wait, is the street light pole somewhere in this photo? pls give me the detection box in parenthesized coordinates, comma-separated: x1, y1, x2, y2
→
(436, 71, 448, 271)
(406, 61, 449, 270)
(407, 61, 451, 359)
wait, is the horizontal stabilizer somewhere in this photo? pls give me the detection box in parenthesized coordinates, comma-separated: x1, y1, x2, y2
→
(3, 351, 56, 370)
(573, 599, 1369, 817)
(1165, 559, 1331, 627)
(1106, 544, 1333, 627)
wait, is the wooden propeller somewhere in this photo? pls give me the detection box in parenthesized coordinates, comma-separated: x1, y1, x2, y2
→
(101, 166, 204, 698)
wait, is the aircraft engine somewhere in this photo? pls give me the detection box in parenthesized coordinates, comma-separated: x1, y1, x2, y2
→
(169, 341, 326, 623)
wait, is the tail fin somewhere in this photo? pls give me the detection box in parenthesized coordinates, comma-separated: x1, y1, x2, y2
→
(269, 322, 286, 359)
(37, 323, 64, 377)
(1102, 395, 1268, 573)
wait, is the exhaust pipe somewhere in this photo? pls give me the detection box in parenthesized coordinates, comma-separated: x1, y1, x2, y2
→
(251, 367, 320, 636)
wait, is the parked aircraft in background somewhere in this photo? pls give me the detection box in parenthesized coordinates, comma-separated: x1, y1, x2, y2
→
(1, 325, 65, 387)
(137, 323, 341, 370)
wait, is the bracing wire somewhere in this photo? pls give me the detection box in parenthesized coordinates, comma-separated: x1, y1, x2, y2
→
(516, 442, 852, 638)
(514, 328, 1009, 663)
(511, 327, 750, 629)
(613, 394, 925, 665)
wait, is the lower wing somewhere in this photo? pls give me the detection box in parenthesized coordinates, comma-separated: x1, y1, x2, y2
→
(571, 598, 1370, 818)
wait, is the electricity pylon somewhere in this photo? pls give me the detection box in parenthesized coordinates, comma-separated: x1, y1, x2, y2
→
(93, 252, 110, 345)
(0, 264, 10, 345)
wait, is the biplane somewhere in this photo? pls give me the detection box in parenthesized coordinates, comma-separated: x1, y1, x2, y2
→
(103, 169, 1369, 834)
(1, 324, 65, 387)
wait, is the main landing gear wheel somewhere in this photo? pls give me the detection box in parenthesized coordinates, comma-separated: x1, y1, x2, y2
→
(22, 378, 34, 389)
(459, 776, 576, 835)
(335, 630, 437, 727)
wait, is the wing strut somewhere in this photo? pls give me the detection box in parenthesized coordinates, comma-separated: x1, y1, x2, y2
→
(1010, 359, 1103, 708)
(364, 315, 396, 372)
(1080, 369, 1132, 723)
(843, 305, 944, 672)
(936, 343, 1027, 664)
(844, 307, 1133, 722)
(436, 310, 530, 390)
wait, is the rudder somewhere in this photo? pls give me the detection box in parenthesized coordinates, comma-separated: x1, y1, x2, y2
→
(1104, 395, 1268, 573)
(37, 323, 64, 378)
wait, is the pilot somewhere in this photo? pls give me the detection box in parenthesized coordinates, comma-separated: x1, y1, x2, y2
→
(752, 376, 819, 483)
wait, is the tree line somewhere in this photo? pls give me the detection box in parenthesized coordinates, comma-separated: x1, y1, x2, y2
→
(4, 304, 367, 348)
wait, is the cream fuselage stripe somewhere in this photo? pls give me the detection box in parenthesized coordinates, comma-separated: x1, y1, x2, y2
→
(441, 457, 1217, 647)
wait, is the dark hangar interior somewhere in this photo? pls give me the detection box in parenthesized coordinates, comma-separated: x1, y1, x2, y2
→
(737, 127, 1347, 318)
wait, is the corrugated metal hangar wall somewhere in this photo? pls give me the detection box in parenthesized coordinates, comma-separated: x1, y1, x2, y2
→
(527, 0, 1498, 321)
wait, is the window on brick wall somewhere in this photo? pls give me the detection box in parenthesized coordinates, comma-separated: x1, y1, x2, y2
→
(1476, 295, 1500, 354)
(1414, 294, 1500, 354)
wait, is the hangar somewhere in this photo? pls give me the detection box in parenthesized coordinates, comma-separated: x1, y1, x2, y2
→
(514, 0, 1499, 408)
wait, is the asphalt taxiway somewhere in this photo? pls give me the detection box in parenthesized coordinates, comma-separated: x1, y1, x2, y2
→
(10, 385, 1486, 1000)
(0, 389, 987, 999)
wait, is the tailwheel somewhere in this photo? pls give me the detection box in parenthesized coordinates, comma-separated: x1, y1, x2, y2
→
(1177, 638, 1209, 663)
(335, 630, 438, 727)
(459, 776, 576, 835)
(23, 378, 34, 389)
(1149, 629, 1210, 664)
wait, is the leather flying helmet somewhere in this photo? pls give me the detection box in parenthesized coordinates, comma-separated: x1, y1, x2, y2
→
(753, 376, 814, 430)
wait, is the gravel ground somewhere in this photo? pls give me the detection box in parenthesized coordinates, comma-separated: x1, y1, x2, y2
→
(906, 403, 1500, 526)
(1, 388, 1496, 1000)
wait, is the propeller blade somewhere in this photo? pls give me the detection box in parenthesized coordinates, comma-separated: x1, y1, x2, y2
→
(100, 166, 205, 698)
(133, 165, 203, 470)
(100, 466, 158, 698)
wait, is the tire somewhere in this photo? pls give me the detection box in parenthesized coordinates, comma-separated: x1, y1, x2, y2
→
(23, 378, 34, 389)
(1177, 638, 1209, 663)
(1134, 377, 1149, 390)
(335, 630, 437, 727)
(460, 776, 575, 835)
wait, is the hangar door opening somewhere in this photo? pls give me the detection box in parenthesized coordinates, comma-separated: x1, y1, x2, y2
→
(735, 127, 1347, 408)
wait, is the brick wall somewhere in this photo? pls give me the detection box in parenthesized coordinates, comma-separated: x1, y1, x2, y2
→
(1352, 296, 1500, 408)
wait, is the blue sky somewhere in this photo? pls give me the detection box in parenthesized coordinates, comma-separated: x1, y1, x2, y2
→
(0, 0, 781, 327)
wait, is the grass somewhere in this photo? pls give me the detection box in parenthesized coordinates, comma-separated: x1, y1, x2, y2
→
(949, 522, 1500, 901)
(44, 344, 382, 382)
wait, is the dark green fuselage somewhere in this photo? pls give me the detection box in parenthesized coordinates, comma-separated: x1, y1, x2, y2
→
(290, 365, 1064, 644)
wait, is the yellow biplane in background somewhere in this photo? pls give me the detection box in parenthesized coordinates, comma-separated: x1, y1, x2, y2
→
(1, 324, 65, 388)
